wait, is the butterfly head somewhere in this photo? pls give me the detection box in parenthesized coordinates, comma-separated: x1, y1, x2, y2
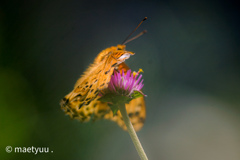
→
(116, 44, 126, 50)
(111, 44, 135, 63)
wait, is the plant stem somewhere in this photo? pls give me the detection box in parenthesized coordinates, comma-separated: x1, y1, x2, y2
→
(119, 105, 148, 160)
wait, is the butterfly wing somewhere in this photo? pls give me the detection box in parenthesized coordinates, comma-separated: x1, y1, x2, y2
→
(60, 58, 114, 122)
(60, 46, 135, 123)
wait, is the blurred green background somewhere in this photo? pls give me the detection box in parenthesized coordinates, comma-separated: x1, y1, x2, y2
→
(1, 0, 240, 160)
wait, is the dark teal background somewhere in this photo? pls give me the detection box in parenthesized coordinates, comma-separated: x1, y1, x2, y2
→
(1, 0, 240, 160)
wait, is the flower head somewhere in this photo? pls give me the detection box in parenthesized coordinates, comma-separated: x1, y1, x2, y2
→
(98, 69, 146, 115)
(108, 69, 145, 97)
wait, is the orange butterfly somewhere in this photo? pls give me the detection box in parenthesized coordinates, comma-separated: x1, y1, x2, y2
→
(60, 18, 147, 131)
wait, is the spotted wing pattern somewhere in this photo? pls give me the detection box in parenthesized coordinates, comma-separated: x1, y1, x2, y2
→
(60, 45, 135, 123)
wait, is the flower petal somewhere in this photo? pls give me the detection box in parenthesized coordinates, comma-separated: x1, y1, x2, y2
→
(107, 69, 145, 97)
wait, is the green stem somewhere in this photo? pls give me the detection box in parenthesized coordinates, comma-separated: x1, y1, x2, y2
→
(119, 105, 148, 160)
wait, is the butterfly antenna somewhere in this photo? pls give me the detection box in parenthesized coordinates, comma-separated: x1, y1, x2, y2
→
(123, 30, 147, 44)
(122, 17, 147, 45)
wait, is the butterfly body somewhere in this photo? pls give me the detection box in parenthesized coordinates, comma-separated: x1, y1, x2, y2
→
(60, 44, 146, 131)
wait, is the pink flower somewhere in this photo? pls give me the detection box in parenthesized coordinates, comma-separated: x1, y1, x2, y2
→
(108, 69, 145, 97)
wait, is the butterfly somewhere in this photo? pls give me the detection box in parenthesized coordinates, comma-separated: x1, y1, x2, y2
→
(60, 18, 147, 131)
